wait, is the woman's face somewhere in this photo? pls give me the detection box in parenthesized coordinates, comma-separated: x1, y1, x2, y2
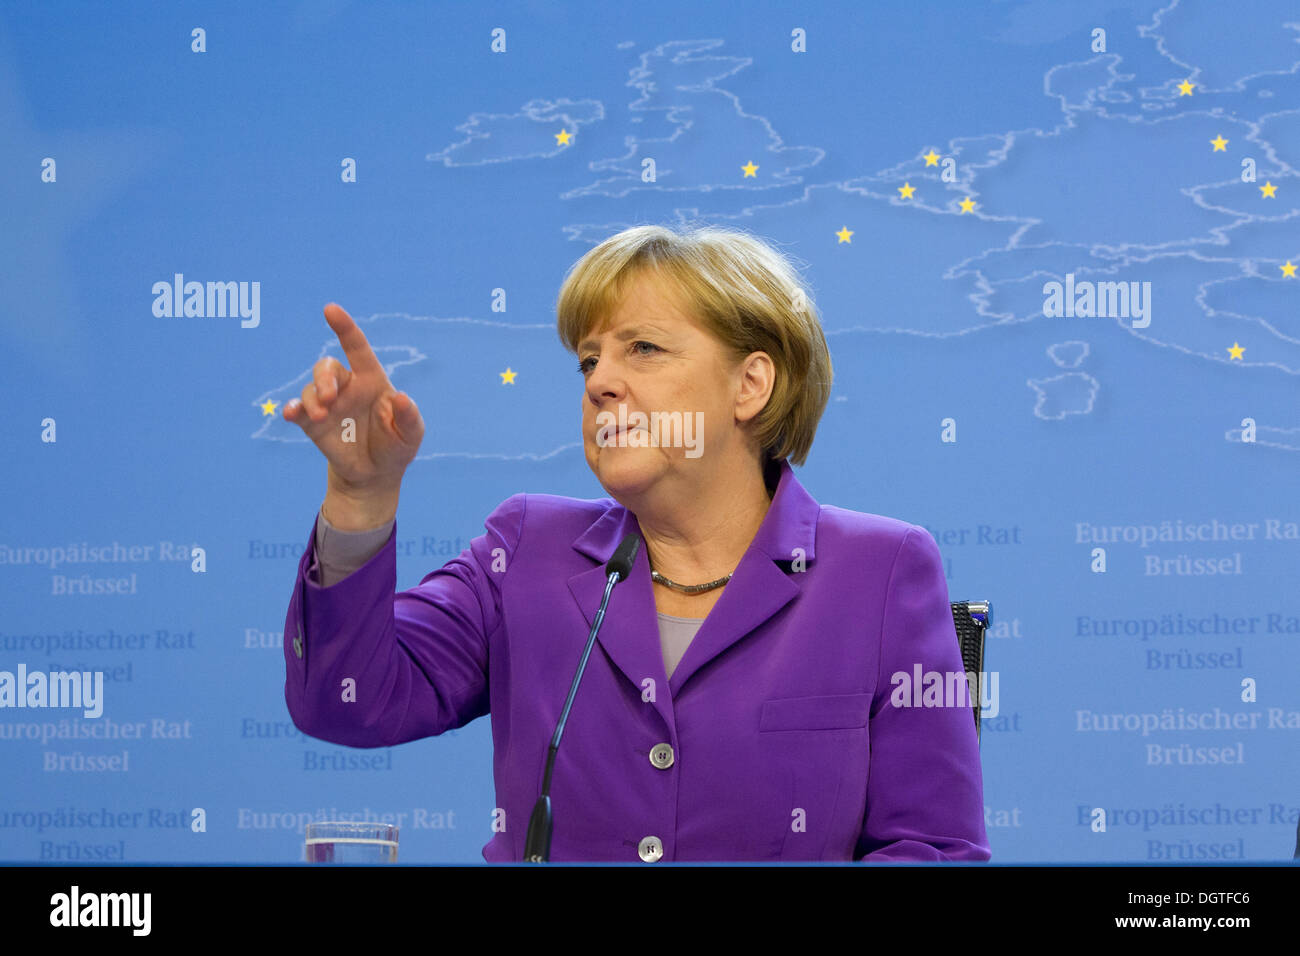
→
(577, 270, 747, 503)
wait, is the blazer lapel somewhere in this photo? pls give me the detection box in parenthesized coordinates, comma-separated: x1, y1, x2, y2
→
(665, 550, 800, 695)
(567, 460, 820, 711)
(568, 506, 675, 729)
(666, 460, 820, 693)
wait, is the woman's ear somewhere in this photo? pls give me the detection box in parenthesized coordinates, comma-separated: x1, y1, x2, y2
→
(734, 351, 774, 424)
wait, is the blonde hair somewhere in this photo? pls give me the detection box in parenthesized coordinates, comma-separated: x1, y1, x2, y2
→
(555, 224, 832, 466)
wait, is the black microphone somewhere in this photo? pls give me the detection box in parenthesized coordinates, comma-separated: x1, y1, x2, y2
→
(523, 532, 641, 862)
(604, 533, 640, 583)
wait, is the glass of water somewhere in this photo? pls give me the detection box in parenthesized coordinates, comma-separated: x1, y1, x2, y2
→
(304, 822, 399, 863)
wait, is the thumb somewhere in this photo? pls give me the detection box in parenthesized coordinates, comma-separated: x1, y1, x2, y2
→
(391, 391, 423, 443)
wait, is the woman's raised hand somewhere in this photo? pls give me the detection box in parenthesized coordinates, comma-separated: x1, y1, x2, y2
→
(284, 304, 424, 527)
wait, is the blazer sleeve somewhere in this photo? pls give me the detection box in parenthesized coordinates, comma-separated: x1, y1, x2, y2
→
(283, 493, 527, 748)
(857, 526, 992, 861)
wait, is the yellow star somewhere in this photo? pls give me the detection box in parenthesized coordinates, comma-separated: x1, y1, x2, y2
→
(1281, 260, 1297, 278)
(959, 197, 976, 213)
(1210, 134, 1228, 151)
(500, 367, 517, 384)
(923, 150, 941, 167)
(1260, 181, 1277, 198)
(260, 399, 277, 416)
(741, 161, 758, 177)
(1227, 342, 1245, 360)
(898, 182, 916, 199)
(555, 129, 572, 146)
(835, 226, 854, 243)
(1178, 79, 1195, 96)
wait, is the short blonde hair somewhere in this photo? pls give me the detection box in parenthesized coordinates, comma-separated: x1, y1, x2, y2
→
(555, 224, 832, 466)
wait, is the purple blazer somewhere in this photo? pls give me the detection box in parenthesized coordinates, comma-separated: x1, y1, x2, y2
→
(283, 460, 990, 862)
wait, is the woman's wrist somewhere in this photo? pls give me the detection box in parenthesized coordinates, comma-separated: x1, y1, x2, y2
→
(321, 483, 400, 532)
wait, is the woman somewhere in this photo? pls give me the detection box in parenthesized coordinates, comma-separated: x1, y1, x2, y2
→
(282, 224, 990, 862)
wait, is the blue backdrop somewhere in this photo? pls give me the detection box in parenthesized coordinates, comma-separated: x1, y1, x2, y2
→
(2, 0, 1298, 863)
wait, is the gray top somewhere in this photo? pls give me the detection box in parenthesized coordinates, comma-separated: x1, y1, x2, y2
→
(312, 509, 705, 680)
(654, 612, 704, 681)
(311, 511, 394, 587)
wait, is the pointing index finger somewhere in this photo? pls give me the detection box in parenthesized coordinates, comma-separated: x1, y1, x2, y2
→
(323, 303, 384, 377)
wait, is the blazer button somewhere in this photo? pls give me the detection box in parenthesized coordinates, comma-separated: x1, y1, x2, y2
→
(638, 836, 663, 862)
(649, 743, 674, 770)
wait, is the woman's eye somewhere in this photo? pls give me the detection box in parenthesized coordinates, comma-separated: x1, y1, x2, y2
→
(578, 341, 660, 374)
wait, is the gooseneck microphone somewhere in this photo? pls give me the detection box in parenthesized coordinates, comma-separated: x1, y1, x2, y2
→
(523, 532, 641, 862)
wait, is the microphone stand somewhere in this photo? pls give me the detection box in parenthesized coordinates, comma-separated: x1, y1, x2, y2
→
(523, 535, 639, 862)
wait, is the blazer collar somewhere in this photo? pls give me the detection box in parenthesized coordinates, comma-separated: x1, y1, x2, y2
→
(567, 459, 820, 708)
(570, 458, 818, 566)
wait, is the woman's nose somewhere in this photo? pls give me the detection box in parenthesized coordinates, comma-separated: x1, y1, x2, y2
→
(585, 358, 626, 404)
